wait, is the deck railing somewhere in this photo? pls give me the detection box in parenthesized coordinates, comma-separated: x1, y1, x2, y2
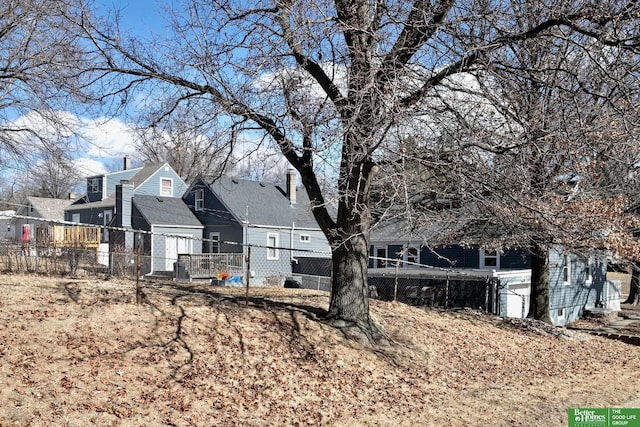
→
(35, 225, 101, 248)
(178, 253, 244, 279)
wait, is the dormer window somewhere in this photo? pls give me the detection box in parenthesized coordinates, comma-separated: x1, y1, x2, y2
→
(88, 178, 100, 193)
(195, 189, 204, 211)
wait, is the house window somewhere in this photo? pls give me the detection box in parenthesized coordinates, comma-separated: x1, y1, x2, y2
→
(480, 249, 500, 269)
(300, 234, 310, 243)
(557, 308, 565, 320)
(195, 189, 204, 211)
(406, 247, 419, 266)
(209, 232, 220, 254)
(375, 247, 387, 268)
(563, 254, 571, 285)
(160, 178, 173, 197)
(267, 233, 279, 260)
(88, 178, 100, 193)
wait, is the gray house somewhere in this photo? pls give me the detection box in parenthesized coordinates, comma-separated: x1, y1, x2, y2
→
(12, 196, 74, 242)
(65, 160, 189, 243)
(182, 171, 332, 286)
(0, 210, 15, 241)
(369, 217, 613, 326)
(111, 182, 203, 275)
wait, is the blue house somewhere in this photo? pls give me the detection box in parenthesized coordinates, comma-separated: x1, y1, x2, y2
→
(182, 170, 331, 286)
(369, 217, 614, 326)
(65, 158, 189, 241)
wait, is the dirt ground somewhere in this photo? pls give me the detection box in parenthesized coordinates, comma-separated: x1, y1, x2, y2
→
(1, 274, 639, 427)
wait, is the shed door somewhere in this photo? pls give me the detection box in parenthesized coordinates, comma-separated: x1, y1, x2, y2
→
(165, 235, 192, 271)
(506, 283, 530, 318)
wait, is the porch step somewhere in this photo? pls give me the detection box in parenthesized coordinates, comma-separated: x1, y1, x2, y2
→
(144, 272, 174, 281)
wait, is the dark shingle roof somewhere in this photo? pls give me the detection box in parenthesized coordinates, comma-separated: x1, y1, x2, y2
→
(207, 177, 321, 228)
(370, 216, 448, 244)
(128, 163, 165, 188)
(133, 195, 202, 227)
(66, 195, 115, 210)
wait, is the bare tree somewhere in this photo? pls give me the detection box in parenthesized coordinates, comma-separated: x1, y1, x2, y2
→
(74, 0, 640, 340)
(0, 0, 90, 173)
(22, 148, 81, 198)
(133, 101, 236, 183)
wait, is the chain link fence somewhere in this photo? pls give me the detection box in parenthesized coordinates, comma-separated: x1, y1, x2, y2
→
(1, 219, 499, 312)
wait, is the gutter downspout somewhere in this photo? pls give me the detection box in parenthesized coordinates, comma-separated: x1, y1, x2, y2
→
(290, 221, 298, 263)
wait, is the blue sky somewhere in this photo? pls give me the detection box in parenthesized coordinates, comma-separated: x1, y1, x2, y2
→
(4, 2, 172, 183)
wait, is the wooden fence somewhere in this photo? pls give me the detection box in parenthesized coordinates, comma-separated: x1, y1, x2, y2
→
(35, 225, 100, 248)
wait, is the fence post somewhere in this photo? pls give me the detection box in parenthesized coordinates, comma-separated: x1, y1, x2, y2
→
(245, 245, 251, 306)
(485, 281, 489, 312)
(445, 272, 450, 309)
(136, 232, 143, 304)
(393, 261, 399, 302)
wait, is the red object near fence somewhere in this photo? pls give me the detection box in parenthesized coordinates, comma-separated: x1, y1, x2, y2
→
(21, 224, 31, 243)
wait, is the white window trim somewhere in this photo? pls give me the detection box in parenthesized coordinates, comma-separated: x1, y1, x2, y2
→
(267, 232, 279, 260)
(300, 234, 310, 243)
(404, 246, 420, 268)
(209, 232, 220, 254)
(374, 246, 387, 268)
(557, 308, 565, 320)
(160, 178, 173, 197)
(195, 189, 204, 211)
(563, 253, 571, 285)
(479, 249, 500, 270)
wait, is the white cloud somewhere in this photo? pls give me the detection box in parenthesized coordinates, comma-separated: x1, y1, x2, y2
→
(79, 117, 139, 158)
(72, 157, 109, 178)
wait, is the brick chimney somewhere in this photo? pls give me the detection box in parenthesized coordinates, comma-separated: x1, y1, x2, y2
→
(286, 169, 296, 205)
(123, 155, 131, 171)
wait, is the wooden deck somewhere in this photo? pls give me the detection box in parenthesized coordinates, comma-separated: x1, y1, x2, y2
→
(178, 253, 244, 279)
(35, 225, 101, 248)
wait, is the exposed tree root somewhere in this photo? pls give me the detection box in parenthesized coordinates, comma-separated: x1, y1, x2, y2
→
(325, 316, 389, 347)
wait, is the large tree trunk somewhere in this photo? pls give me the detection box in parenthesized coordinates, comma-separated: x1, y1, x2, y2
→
(528, 242, 552, 323)
(327, 233, 382, 341)
(624, 263, 640, 305)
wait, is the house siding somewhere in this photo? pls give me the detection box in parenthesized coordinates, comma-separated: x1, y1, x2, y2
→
(501, 248, 531, 269)
(368, 242, 531, 270)
(420, 245, 479, 268)
(65, 207, 111, 226)
(246, 226, 292, 286)
(103, 170, 139, 199)
(86, 176, 104, 202)
(0, 215, 12, 241)
(134, 167, 188, 198)
(184, 183, 244, 253)
(151, 225, 202, 273)
(548, 248, 607, 326)
(289, 228, 331, 259)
